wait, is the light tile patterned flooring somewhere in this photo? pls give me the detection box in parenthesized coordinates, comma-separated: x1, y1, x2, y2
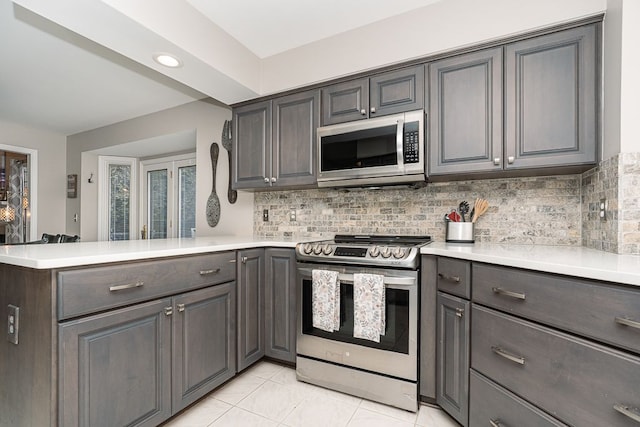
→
(163, 360, 459, 427)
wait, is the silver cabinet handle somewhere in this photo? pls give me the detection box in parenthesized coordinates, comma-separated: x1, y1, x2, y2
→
(177, 303, 185, 313)
(164, 306, 173, 316)
(614, 404, 640, 423)
(492, 287, 526, 300)
(615, 316, 640, 330)
(455, 308, 464, 318)
(271, 177, 277, 183)
(491, 346, 525, 365)
(370, 107, 376, 113)
(490, 420, 506, 427)
(228, 259, 237, 263)
(493, 157, 501, 165)
(264, 177, 270, 183)
(199, 268, 221, 276)
(507, 156, 515, 164)
(241, 256, 248, 264)
(109, 281, 144, 292)
(360, 109, 366, 115)
(438, 273, 461, 283)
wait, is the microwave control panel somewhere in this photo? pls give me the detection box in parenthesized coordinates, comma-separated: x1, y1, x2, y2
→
(403, 121, 420, 164)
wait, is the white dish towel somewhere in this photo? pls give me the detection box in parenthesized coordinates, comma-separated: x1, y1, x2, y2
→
(312, 269, 340, 332)
(353, 273, 385, 342)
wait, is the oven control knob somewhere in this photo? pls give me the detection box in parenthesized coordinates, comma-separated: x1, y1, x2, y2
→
(322, 244, 333, 255)
(313, 244, 323, 255)
(380, 247, 392, 258)
(303, 243, 313, 254)
(392, 247, 407, 259)
(369, 246, 380, 257)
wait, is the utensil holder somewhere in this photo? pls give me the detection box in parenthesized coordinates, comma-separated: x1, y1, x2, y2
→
(446, 222, 475, 243)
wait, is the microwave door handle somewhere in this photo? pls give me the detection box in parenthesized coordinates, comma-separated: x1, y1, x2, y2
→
(396, 118, 405, 167)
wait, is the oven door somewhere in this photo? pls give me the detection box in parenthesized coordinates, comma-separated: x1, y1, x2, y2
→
(296, 263, 418, 381)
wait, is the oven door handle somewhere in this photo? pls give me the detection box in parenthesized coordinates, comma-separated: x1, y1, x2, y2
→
(298, 268, 416, 288)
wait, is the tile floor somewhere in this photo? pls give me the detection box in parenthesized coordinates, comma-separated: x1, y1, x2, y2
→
(163, 360, 459, 427)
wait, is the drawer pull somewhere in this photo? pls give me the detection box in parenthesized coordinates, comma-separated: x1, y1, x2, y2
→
(438, 273, 461, 283)
(199, 268, 221, 276)
(109, 281, 144, 292)
(491, 346, 525, 365)
(491, 287, 526, 300)
(615, 316, 640, 330)
(490, 420, 507, 427)
(614, 404, 640, 423)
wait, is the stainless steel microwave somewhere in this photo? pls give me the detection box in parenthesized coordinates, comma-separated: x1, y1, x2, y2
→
(317, 110, 425, 188)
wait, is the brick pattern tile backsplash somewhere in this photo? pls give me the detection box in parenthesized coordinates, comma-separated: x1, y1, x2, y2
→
(254, 175, 582, 246)
(254, 153, 639, 255)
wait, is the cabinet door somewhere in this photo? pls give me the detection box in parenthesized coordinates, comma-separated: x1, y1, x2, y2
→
(429, 48, 503, 175)
(237, 249, 265, 371)
(172, 282, 236, 412)
(272, 90, 319, 187)
(321, 78, 369, 125)
(59, 299, 172, 427)
(437, 292, 470, 426)
(370, 65, 425, 117)
(505, 24, 597, 170)
(265, 248, 297, 363)
(233, 100, 272, 189)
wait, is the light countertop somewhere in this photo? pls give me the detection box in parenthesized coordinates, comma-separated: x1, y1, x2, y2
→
(421, 242, 640, 287)
(1, 237, 639, 287)
(0, 236, 297, 269)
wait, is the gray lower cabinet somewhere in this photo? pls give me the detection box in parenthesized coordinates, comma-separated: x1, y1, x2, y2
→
(264, 248, 297, 363)
(59, 282, 236, 427)
(321, 65, 425, 125)
(233, 90, 319, 190)
(436, 292, 470, 426)
(237, 248, 265, 371)
(428, 47, 503, 175)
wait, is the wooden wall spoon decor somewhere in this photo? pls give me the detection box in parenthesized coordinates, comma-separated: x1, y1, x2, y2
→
(206, 142, 221, 227)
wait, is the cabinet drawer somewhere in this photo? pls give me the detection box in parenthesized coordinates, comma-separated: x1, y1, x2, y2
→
(469, 370, 567, 427)
(472, 305, 640, 427)
(57, 252, 236, 319)
(473, 263, 640, 354)
(437, 257, 470, 298)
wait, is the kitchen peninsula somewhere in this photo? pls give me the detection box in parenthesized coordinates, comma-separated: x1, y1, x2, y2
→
(1, 238, 639, 426)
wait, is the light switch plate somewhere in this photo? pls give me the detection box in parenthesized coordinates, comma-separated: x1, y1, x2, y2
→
(7, 304, 19, 345)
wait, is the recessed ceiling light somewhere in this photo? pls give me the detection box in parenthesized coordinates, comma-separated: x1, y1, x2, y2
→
(152, 53, 183, 68)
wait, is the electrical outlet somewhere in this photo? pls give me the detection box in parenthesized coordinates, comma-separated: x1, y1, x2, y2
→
(262, 209, 269, 222)
(7, 304, 19, 345)
(599, 198, 607, 221)
(289, 210, 296, 222)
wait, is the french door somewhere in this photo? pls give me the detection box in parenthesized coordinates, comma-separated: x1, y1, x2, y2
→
(141, 156, 196, 239)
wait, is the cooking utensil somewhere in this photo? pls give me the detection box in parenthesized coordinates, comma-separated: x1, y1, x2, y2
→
(221, 120, 237, 204)
(458, 201, 469, 222)
(447, 210, 461, 222)
(205, 142, 221, 227)
(471, 198, 489, 223)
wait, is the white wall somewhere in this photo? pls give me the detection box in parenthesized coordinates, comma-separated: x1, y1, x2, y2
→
(260, 0, 606, 95)
(0, 119, 67, 237)
(66, 100, 254, 241)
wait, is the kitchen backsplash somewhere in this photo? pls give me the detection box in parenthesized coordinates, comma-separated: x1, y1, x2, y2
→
(254, 175, 582, 246)
(254, 154, 640, 255)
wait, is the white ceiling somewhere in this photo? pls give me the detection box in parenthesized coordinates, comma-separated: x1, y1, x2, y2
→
(2, 0, 443, 137)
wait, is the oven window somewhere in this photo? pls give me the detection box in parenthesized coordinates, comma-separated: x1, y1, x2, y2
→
(320, 125, 398, 172)
(301, 278, 410, 354)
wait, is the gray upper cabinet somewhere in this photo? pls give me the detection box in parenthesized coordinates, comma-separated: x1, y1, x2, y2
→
(322, 65, 425, 125)
(264, 248, 297, 363)
(233, 90, 318, 190)
(237, 248, 265, 372)
(233, 100, 272, 189)
(505, 24, 598, 170)
(428, 48, 503, 175)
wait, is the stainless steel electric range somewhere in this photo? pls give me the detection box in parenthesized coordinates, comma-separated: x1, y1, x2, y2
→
(295, 235, 432, 412)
